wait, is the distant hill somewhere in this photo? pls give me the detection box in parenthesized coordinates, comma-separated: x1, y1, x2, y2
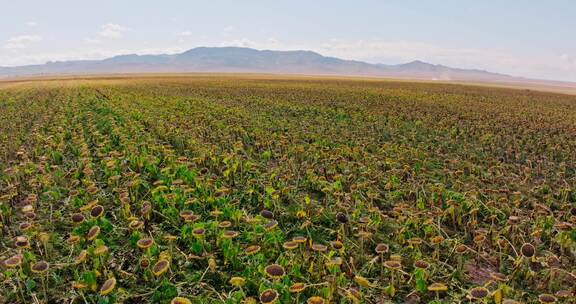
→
(0, 47, 574, 88)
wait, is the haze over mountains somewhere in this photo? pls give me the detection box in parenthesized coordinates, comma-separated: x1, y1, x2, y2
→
(0, 47, 574, 88)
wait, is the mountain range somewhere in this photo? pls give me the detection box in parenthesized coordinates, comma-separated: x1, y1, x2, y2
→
(0, 47, 574, 89)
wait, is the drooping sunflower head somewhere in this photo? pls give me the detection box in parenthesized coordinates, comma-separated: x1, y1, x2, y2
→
(427, 282, 448, 292)
(288, 282, 306, 293)
(413, 260, 430, 270)
(538, 294, 557, 304)
(128, 220, 144, 230)
(384, 260, 402, 270)
(170, 297, 192, 304)
(218, 221, 232, 228)
(375, 243, 389, 254)
(222, 230, 239, 239)
(90, 205, 105, 218)
(71, 213, 85, 224)
(283, 241, 299, 250)
(14, 235, 30, 248)
(244, 245, 261, 255)
(330, 240, 344, 250)
(292, 236, 307, 244)
(152, 259, 170, 276)
(264, 264, 285, 279)
(306, 296, 326, 304)
(260, 210, 274, 219)
(67, 235, 80, 246)
(259, 289, 279, 304)
(31, 261, 49, 274)
(264, 220, 278, 231)
(3, 254, 23, 268)
(229, 276, 246, 287)
(99, 277, 117, 296)
(94, 245, 109, 256)
(311, 243, 327, 252)
(86, 225, 101, 241)
(136, 238, 154, 250)
(336, 212, 348, 224)
(192, 228, 205, 237)
(520, 243, 535, 258)
(353, 275, 372, 288)
(19, 221, 33, 231)
(468, 287, 489, 300)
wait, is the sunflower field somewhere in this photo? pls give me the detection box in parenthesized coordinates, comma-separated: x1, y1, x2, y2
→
(0, 76, 575, 303)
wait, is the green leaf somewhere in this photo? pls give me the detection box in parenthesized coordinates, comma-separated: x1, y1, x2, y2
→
(25, 278, 36, 291)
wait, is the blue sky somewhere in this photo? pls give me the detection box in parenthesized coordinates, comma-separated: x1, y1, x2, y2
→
(1, 0, 575, 81)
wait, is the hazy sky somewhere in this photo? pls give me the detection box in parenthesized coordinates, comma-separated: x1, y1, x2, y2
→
(2, 0, 575, 81)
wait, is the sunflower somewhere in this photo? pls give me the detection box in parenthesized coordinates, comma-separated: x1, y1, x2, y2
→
(129, 220, 144, 230)
(152, 259, 170, 276)
(19, 221, 33, 231)
(229, 276, 246, 287)
(31, 261, 49, 273)
(90, 205, 105, 218)
(375, 243, 389, 254)
(468, 287, 489, 300)
(99, 277, 116, 296)
(289, 282, 306, 293)
(264, 220, 278, 231)
(218, 221, 232, 228)
(336, 212, 348, 224)
(86, 225, 101, 241)
(427, 283, 448, 292)
(94, 245, 109, 256)
(75, 250, 88, 264)
(520, 243, 535, 258)
(538, 294, 557, 303)
(264, 264, 285, 279)
(311, 243, 327, 252)
(71, 213, 85, 224)
(307, 296, 326, 304)
(244, 245, 261, 255)
(413, 260, 430, 270)
(345, 287, 362, 303)
(292, 236, 307, 243)
(3, 254, 22, 268)
(14, 235, 30, 248)
(384, 260, 402, 270)
(330, 240, 344, 250)
(67, 235, 80, 245)
(192, 228, 205, 237)
(354, 275, 372, 287)
(260, 210, 274, 219)
(136, 238, 154, 249)
(283, 241, 299, 250)
(259, 289, 279, 304)
(222, 230, 239, 239)
(171, 297, 192, 304)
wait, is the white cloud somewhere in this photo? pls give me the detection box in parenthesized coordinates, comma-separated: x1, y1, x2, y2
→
(176, 31, 195, 43)
(177, 31, 193, 37)
(26, 21, 37, 27)
(83, 38, 102, 44)
(221, 37, 284, 50)
(560, 54, 576, 69)
(3, 35, 42, 49)
(223, 26, 236, 34)
(6, 35, 42, 43)
(98, 23, 129, 39)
